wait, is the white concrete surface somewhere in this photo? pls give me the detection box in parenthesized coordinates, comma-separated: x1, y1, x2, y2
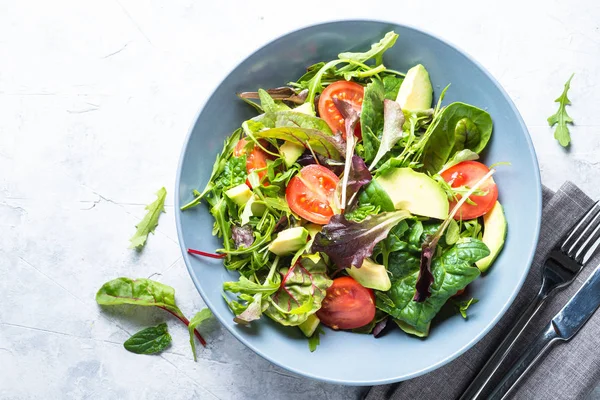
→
(1, 1, 599, 399)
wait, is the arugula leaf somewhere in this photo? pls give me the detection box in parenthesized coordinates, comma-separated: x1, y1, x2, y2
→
(96, 278, 207, 351)
(308, 326, 324, 352)
(383, 75, 403, 100)
(548, 73, 575, 147)
(223, 275, 280, 295)
(258, 89, 291, 113)
(188, 308, 212, 361)
(452, 297, 479, 319)
(124, 323, 172, 355)
(251, 127, 344, 160)
(360, 78, 386, 164)
(376, 238, 488, 332)
(369, 99, 405, 170)
(265, 257, 332, 326)
(236, 94, 263, 113)
(338, 31, 399, 65)
(440, 149, 479, 173)
(311, 210, 411, 270)
(129, 187, 167, 250)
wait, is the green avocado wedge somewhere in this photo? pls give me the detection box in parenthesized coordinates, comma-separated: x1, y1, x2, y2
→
(476, 201, 508, 272)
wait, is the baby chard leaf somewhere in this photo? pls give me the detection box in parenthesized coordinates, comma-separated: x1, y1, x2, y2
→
(129, 187, 167, 250)
(547, 73, 575, 147)
(124, 323, 172, 355)
(188, 308, 213, 361)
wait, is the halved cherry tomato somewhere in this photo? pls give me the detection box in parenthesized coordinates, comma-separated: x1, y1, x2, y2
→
(234, 138, 270, 187)
(440, 161, 498, 220)
(318, 81, 364, 140)
(285, 165, 339, 224)
(317, 276, 376, 330)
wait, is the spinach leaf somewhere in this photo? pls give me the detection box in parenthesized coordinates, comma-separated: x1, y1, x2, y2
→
(308, 326, 324, 352)
(376, 238, 488, 332)
(251, 127, 344, 160)
(129, 188, 167, 250)
(188, 308, 212, 361)
(96, 278, 207, 351)
(258, 89, 291, 113)
(265, 257, 333, 326)
(360, 78, 386, 164)
(452, 297, 479, 319)
(383, 75, 403, 100)
(338, 31, 399, 66)
(369, 99, 405, 170)
(311, 210, 411, 270)
(124, 323, 172, 355)
(358, 180, 395, 212)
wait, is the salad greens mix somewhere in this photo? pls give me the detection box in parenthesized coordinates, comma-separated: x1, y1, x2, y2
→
(182, 31, 508, 350)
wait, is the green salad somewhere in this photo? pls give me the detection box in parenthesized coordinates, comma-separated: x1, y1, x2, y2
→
(182, 31, 507, 348)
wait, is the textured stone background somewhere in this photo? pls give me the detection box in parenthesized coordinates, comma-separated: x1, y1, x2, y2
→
(1, 0, 599, 399)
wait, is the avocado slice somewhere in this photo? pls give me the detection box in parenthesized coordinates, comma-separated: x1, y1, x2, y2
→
(347, 258, 391, 291)
(476, 201, 507, 272)
(395, 64, 433, 112)
(298, 314, 320, 337)
(268, 226, 309, 256)
(280, 141, 305, 168)
(293, 102, 315, 115)
(224, 183, 252, 206)
(374, 168, 449, 220)
(395, 320, 430, 337)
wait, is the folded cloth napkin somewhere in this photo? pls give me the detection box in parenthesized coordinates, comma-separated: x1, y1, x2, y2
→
(365, 182, 600, 400)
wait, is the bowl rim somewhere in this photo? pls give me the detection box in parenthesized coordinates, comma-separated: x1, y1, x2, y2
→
(174, 19, 542, 386)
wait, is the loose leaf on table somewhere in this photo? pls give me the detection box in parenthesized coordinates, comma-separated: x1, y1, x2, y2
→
(308, 326, 325, 352)
(265, 257, 332, 326)
(369, 99, 405, 170)
(311, 210, 412, 270)
(360, 78, 386, 164)
(421, 102, 492, 174)
(188, 308, 213, 361)
(547, 73, 575, 147)
(96, 278, 207, 350)
(338, 31, 399, 65)
(251, 127, 344, 160)
(123, 323, 172, 355)
(129, 187, 167, 250)
(376, 238, 488, 333)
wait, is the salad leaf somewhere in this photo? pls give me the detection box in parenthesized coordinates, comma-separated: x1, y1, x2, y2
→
(96, 278, 207, 350)
(258, 111, 333, 134)
(188, 308, 212, 361)
(258, 89, 291, 113)
(311, 210, 411, 270)
(440, 149, 479, 172)
(265, 257, 333, 326)
(251, 127, 344, 160)
(238, 87, 308, 105)
(214, 156, 247, 193)
(547, 73, 575, 147)
(358, 180, 395, 212)
(360, 78, 386, 164)
(308, 326, 324, 352)
(376, 238, 488, 332)
(236, 94, 263, 113)
(223, 275, 280, 295)
(452, 297, 479, 319)
(383, 75, 403, 100)
(345, 203, 380, 222)
(296, 151, 345, 175)
(338, 31, 399, 66)
(124, 323, 172, 355)
(344, 156, 372, 209)
(231, 225, 254, 249)
(369, 99, 405, 170)
(129, 187, 167, 250)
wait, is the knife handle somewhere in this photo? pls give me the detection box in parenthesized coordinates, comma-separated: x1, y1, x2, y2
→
(488, 322, 562, 400)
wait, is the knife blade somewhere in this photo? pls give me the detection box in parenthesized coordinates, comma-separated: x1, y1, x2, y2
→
(489, 263, 600, 399)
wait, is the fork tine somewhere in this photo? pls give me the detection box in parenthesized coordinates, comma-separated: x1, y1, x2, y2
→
(575, 221, 600, 263)
(561, 200, 600, 254)
(567, 209, 600, 259)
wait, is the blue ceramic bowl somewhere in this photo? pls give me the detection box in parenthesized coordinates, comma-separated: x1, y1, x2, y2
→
(175, 20, 541, 385)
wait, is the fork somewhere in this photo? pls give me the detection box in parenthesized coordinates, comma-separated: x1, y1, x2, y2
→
(459, 200, 600, 400)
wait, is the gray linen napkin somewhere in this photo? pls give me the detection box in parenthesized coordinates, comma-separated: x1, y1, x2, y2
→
(365, 182, 600, 400)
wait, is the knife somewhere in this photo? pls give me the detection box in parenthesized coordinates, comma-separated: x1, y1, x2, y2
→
(488, 263, 600, 400)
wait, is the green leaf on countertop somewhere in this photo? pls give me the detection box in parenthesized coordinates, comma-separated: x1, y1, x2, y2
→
(188, 308, 213, 361)
(547, 73, 575, 147)
(129, 187, 167, 250)
(124, 323, 172, 355)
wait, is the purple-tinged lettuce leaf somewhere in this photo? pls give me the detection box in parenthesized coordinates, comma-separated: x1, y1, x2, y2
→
(332, 97, 361, 209)
(373, 317, 389, 338)
(345, 155, 372, 209)
(231, 225, 254, 249)
(238, 87, 308, 104)
(296, 151, 345, 176)
(311, 210, 411, 270)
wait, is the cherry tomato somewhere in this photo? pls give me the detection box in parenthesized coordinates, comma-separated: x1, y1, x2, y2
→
(440, 161, 498, 220)
(286, 165, 339, 224)
(318, 81, 364, 140)
(316, 276, 376, 330)
(234, 138, 270, 187)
